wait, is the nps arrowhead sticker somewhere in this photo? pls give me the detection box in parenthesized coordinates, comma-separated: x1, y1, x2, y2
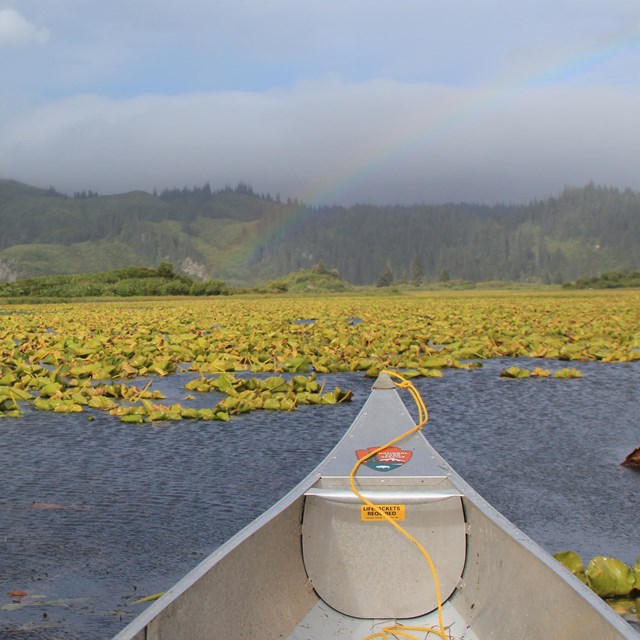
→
(356, 446, 413, 472)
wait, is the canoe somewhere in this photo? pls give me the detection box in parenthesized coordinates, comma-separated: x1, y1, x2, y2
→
(113, 372, 638, 640)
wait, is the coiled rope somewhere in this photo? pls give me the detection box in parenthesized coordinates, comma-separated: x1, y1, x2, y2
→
(349, 370, 448, 640)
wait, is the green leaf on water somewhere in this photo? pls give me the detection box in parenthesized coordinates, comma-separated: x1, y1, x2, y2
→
(500, 366, 530, 378)
(553, 368, 583, 379)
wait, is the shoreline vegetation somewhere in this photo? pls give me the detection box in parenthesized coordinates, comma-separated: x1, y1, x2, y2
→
(0, 262, 639, 302)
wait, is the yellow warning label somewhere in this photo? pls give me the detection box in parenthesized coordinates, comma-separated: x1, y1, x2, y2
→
(360, 504, 406, 521)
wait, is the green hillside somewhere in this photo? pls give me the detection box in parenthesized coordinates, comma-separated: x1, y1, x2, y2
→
(0, 180, 274, 283)
(0, 179, 638, 285)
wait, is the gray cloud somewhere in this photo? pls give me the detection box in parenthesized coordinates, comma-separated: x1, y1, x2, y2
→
(1, 1, 639, 204)
(1, 80, 639, 205)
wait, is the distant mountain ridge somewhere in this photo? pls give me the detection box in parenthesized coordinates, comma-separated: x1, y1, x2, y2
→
(0, 178, 638, 284)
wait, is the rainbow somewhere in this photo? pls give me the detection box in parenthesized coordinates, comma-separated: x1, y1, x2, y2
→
(313, 25, 640, 206)
(241, 26, 640, 269)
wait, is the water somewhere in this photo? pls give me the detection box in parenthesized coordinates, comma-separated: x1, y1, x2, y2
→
(0, 360, 638, 638)
(422, 359, 639, 563)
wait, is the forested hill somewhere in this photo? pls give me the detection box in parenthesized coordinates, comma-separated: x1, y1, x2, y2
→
(0, 178, 638, 284)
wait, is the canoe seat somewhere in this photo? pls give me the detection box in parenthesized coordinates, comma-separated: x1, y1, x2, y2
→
(301, 477, 467, 619)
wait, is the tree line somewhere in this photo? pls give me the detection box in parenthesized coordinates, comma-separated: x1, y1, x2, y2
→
(1, 179, 638, 284)
(249, 183, 640, 284)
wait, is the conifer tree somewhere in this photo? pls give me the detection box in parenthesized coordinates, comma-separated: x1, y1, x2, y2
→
(411, 256, 424, 286)
(376, 263, 394, 287)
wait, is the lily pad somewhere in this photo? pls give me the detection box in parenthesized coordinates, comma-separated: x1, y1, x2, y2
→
(586, 556, 636, 597)
(500, 366, 530, 378)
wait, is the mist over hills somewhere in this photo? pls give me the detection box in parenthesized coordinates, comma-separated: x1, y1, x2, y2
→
(0, 178, 638, 285)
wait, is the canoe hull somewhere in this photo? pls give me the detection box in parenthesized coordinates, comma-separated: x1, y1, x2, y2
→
(119, 492, 313, 640)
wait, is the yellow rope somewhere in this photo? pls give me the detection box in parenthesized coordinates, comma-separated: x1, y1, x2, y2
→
(350, 370, 448, 640)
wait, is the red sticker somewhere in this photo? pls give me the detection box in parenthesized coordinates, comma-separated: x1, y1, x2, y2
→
(356, 446, 413, 472)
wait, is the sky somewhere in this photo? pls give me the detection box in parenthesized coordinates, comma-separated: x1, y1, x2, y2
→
(1, 1, 640, 205)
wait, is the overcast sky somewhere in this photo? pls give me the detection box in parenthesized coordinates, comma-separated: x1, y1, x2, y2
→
(1, 1, 639, 205)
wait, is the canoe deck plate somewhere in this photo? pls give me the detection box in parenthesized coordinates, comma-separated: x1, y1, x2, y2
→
(301, 385, 467, 619)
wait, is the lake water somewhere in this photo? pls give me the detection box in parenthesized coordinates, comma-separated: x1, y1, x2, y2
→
(1, 358, 638, 638)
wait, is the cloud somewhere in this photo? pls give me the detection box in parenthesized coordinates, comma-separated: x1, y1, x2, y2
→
(0, 8, 50, 47)
(1, 79, 639, 205)
(7, 0, 638, 103)
(1, 1, 639, 205)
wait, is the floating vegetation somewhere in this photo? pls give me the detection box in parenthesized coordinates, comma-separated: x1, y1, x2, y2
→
(500, 367, 531, 378)
(0, 291, 637, 422)
(553, 367, 583, 379)
(499, 366, 583, 379)
(554, 552, 640, 621)
(174, 373, 351, 423)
